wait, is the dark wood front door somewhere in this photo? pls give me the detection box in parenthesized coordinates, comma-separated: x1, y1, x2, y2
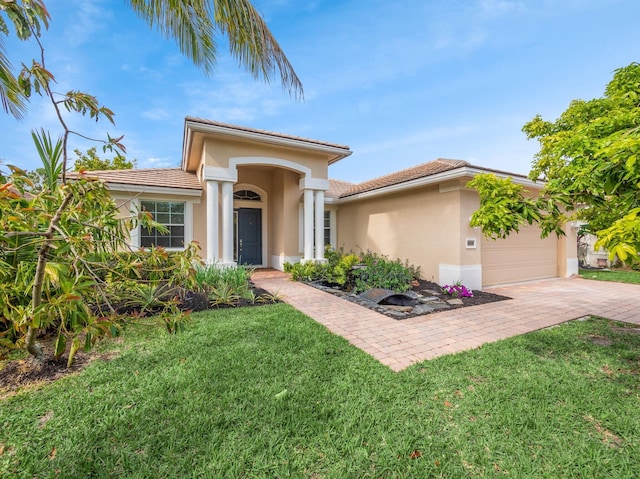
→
(237, 208, 262, 265)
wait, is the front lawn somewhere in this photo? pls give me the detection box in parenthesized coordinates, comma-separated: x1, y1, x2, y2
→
(1, 305, 639, 478)
(580, 268, 640, 284)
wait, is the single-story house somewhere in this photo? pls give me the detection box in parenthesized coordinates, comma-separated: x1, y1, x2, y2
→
(87, 117, 578, 290)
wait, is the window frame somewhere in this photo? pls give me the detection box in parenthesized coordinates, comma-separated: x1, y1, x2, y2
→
(132, 198, 193, 251)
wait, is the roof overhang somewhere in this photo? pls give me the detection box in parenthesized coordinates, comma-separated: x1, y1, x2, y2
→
(106, 183, 202, 197)
(182, 119, 352, 172)
(335, 166, 543, 203)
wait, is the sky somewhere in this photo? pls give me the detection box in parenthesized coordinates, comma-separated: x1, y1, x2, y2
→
(2, 0, 640, 183)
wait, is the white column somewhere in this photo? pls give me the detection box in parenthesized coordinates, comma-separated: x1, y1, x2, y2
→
(206, 181, 219, 264)
(303, 188, 314, 262)
(221, 181, 235, 265)
(314, 189, 325, 261)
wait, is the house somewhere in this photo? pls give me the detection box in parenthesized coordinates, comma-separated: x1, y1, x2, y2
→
(87, 117, 578, 290)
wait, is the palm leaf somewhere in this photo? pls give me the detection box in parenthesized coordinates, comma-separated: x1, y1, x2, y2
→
(126, 0, 303, 98)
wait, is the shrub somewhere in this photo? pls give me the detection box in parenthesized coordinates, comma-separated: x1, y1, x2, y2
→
(285, 248, 419, 294)
(352, 250, 415, 293)
(194, 265, 254, 305)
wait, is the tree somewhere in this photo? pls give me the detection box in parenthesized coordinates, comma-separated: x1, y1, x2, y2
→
(73, 147, 136, 171)
(469, 62, 640, 265)
(1, 0, 303, 364)
(0, 0, 302, 120)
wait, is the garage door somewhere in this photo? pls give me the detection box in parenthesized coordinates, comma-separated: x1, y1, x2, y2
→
(481, 226, 557, 287)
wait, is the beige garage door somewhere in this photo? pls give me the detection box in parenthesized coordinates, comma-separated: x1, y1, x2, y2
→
(481, 226, 557, 287)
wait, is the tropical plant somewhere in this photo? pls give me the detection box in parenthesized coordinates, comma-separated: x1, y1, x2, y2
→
(1, 0, 302, 121)
(469, 62, 640, 266)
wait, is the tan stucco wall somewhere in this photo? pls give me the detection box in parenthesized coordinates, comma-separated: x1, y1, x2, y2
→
(336, 183, 469, 283)
(268, 168, 301, 258)
(202, 138, 328, 179)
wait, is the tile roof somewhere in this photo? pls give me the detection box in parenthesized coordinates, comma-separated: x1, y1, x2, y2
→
(339, 158, 469, 197)
(327, 178, 356, 199)
(68, 168, 201, 190)
(186, 117, 351, 152)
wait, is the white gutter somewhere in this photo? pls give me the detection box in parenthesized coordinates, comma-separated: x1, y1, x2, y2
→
(335, 166, 544, 204)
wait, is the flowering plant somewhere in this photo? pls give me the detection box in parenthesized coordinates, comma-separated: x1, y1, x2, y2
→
(442, 283, 474, 298)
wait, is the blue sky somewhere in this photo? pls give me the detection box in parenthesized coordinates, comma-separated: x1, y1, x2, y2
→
(2, 0, 640, 183)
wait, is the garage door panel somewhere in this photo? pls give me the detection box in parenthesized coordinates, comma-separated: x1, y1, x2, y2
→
(481, 227, 557, 286)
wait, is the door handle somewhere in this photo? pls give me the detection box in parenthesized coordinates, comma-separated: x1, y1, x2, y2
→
(239, 239, 243, 251)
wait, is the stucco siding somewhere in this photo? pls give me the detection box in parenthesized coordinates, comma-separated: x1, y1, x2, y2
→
(337, 186, 463, 283)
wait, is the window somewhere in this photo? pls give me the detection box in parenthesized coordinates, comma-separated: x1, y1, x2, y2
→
(233, 190, 261, 201)
(140, 201, 185, 248)
(324, 210, 331, 246)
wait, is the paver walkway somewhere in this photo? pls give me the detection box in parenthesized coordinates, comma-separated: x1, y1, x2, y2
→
(252, 270, 640, 372)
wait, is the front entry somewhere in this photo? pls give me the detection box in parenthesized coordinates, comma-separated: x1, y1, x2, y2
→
(235, 208, 262, 265)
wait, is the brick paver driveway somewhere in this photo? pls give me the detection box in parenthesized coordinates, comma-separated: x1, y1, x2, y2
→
(252, 270, 640, 372)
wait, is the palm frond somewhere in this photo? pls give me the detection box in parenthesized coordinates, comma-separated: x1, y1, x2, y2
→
(126, 0, 303, 99)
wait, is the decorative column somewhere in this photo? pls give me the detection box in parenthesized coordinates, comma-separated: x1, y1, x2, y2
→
(303, 188, 314, 262)
(314, 189, 325, 261)
(221, 181, 235, 265)
(206, 181, 219, 264)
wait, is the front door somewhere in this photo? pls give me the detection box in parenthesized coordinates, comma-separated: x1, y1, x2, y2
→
(236, 208, 262, 265)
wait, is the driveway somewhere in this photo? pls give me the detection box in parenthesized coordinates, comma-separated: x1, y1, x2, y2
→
(252, 271, 640, 372)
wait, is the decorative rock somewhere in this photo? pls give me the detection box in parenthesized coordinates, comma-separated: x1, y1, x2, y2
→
(411, 304, 435, 314)
(385, 305, 414, 313)
(446, 298, 464, 305)
(431, 303, 451, 310)
(421, 289, 441, 296)
(419, 296, 440, 303)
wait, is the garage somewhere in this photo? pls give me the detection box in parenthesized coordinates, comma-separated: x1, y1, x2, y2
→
(481, 225, 558, 287)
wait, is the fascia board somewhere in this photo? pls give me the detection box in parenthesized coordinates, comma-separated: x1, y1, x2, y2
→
(336, 167, 544, 204)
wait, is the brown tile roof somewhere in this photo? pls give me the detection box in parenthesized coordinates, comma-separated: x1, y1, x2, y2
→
(68, 168, 201, 190)
(327, 178, 356, 199)
(186, 117, 351, 152)
(339, 159, 469, 197)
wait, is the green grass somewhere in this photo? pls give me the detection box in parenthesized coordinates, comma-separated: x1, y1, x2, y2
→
(2, 305, 640, 478)
(580, 268, 640, 284)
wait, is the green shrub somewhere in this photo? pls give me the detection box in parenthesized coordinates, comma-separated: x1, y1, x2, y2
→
(352, 250, 415, 293)
(284, 261, 328, 282)
(194, 265, 254, 305)
(285, 248, 419, 294)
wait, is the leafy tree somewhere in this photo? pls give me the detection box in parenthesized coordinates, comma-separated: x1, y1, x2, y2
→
(73, 147, 137, 171)
(1, 0, 302, 364)
(469, 62, 640, 265)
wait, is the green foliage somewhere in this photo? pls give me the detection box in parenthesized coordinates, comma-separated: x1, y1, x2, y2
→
(194, 264, 255, 306)
(352, 250, 415, 293)
(0, 162, 199, 363)
(469, 62, 640, 264)
(285, 248, 418, 293)
(73, 146, 136, 171)
(284, 260, 327, 282)
(469, 63, 640, 264)
(0, 0, 49, 119)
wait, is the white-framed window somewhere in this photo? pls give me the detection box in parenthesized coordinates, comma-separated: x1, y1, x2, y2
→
(140, 200, 186, 248)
